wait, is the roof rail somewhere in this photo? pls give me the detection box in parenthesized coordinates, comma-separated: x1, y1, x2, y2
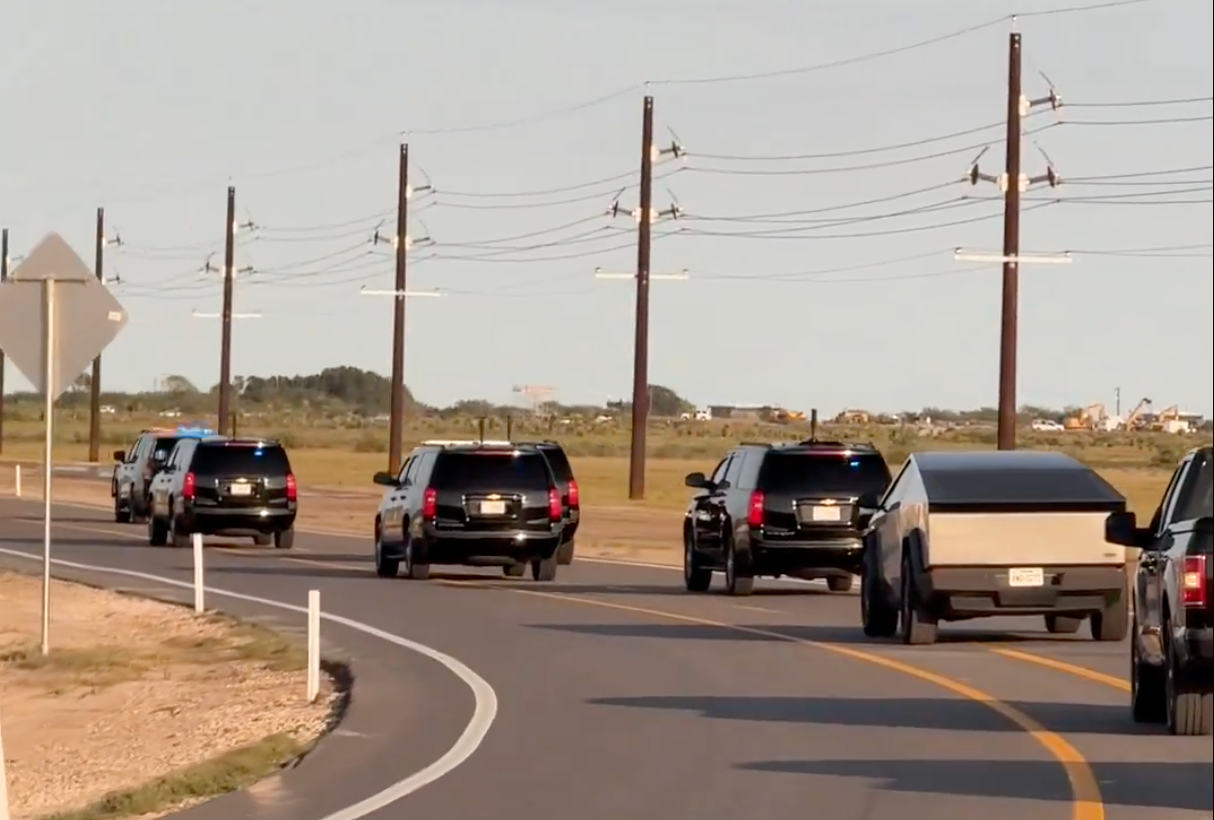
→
(796, 438, 878, 450)
(738, 441, 775, 448)
(421, 439, 514, 447)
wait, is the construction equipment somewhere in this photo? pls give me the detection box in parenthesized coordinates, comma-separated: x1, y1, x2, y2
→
(1148, 405, 1184, 432)
(835, 409, 871, 424)
(1064, 403, 1107, 431)
(1122, 397, 1153, 431)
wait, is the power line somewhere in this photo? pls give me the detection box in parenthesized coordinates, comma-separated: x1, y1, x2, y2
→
(643, 0, 1160, 86)
(686, 127, 1055, 176)
(685, 182, 958, 224)
(1064, 95, 1213, 108)
(682, 200, 1056, 240)
(1064, 164, 1213, 182)
(692, 120, 1010, 162)
(686, 198, 985, 234)
(1061, 114, 1213, 126)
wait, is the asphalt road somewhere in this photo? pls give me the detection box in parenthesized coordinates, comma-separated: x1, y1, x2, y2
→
(0, 494, 1210, 820)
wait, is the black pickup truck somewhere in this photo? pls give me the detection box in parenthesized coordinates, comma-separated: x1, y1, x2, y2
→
(1106, 445, 1212, 735)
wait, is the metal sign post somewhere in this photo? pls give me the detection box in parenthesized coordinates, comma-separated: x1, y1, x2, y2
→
(41, 280, 56, 655)
(0, 233, 128, 655)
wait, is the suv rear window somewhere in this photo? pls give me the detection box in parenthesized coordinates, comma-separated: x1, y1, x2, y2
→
(190, 443, 291, 475)
(758, 451, 890, 495)
(538, 446, 573, 482)
(430, 451, 552, 491)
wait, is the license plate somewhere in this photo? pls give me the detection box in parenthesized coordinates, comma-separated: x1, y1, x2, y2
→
(479, 500, 506, 515)
(811, 505, 842, 522)
(1008, 567, 1044, 587)
(229, 483, 252, 496)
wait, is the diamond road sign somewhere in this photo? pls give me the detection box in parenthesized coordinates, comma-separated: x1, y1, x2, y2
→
(0, 232, 128, 401)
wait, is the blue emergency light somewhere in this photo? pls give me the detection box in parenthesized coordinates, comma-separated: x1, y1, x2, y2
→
(175, 424, 215, 438)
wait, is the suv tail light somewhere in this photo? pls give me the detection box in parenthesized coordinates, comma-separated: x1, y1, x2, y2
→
(746, 491, 765, 528)
(182, 471, 196, 500)
(422, 487, 437, 520)
(548, 488, 563, 521)
(566, 479, 579, 508)
(285, 473, 298, 501)
(1182, 555, 1207, 608)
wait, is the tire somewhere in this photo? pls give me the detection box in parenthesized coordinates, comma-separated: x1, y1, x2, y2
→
(114, 502, 131, 524)
(899, 555, 938, 645)
(373, 527, 399, 578)
(1130, 617, 1166, 723)
(724, 539, 754, 597)
(683, 530, 712, 593)
(252, 533, 272, 547)
(148, 514, 168, 547)
(1045, 614, 1084, 634)
(403, 538, 430, 581)
(1090, 590, 1129, 642)
(861, 563, 898, 638)
(274, 527, 295, 550)
(503, 563, 526, 578)
(556, 538, 575, 565)
(1165, 619, 1213, 735)
(170, 514, 191, 549)
(827, 575, 854, 593)
(531, 554, 558, 582)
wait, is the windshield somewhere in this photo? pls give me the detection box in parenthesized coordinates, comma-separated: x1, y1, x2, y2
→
(430, 451, 552, 491)
(758, 452, 890, 495)
(190, 444, 291, 476)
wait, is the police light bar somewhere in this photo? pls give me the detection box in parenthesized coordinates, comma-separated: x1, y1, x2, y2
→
(175, 425, 216, 437)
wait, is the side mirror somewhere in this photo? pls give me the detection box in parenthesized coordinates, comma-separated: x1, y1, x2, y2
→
(372, 471, 399, 488)
(684, 472, 709, 489)
(112, 450, 126, 462)
(1105, 510, 1147, 548)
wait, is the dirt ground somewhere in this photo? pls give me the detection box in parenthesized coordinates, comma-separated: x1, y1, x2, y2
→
(0, 571, 335, 820)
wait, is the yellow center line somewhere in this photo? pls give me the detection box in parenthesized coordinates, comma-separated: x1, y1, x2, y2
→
(10, 514, 1112, 818)
(439, 579, 1104, 820)
(988, 647, 1131, 693)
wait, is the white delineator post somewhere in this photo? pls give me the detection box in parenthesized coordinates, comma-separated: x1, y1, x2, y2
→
(306, 590, 320, 703)
(12, 465, 19, 498)
(192, 533, 204, 613)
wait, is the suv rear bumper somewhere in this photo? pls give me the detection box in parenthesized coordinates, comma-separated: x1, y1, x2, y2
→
(410, 524, 563, 565)
(747, 536, 863, 575)
(184, 506, 296, 536)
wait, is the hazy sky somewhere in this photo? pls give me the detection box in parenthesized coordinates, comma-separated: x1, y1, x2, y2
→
(2, 0, 1210, 416)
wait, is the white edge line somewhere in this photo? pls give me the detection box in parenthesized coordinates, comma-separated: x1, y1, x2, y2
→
(0, 545, 498, 820)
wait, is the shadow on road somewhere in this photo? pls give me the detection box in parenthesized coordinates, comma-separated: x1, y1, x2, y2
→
(0, 534, 142, 548)
(542, 583, 833, 598)
(586, 694, 1165, 737)
(528, 620, 1077, 647)
(737, 758, 1212, 813)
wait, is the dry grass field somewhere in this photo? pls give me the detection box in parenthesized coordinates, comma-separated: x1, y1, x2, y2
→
(1, 415, 1204, 512)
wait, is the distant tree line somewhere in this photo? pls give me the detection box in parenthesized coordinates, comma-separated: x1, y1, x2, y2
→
(2, 368, 1202, 427)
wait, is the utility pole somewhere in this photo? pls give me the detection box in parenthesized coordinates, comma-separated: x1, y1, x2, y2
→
(388, 144, 409, 475)
(87, 207, 105, 462)
(960, 30, 1061, 450)
(628, 97, 656, 500)
(996, 31, 1023, 452)
(217, 186, 236, 435)
(0, 228, 7, 455)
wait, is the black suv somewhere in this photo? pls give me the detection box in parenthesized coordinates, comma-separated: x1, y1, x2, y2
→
(146, 437, 298, 549)
(1107, 445, 1212, 735)
(683, 439, 892, 595)
(516, 440, 580, 564)
(372, 442, 566, 581)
